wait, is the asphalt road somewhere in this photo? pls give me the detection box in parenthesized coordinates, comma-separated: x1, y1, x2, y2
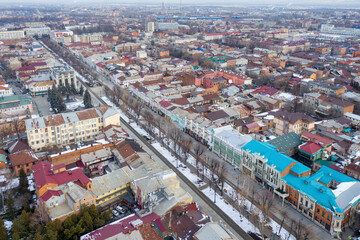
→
(41, 40, 254, 239)
(81, 77, 253, 240)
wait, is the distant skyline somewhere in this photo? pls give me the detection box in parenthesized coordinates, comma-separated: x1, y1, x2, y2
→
(0, 0, 360, 8)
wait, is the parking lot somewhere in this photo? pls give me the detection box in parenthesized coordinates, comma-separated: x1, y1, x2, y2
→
(32, 95, 52, 117)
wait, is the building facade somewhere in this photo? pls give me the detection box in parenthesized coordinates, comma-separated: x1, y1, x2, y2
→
(25, 106, 120, 151)
(51, 65, 79, 90)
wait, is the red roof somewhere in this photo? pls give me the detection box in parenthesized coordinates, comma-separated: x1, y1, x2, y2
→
(299, 142, 322, 155)
(16, 65, 35, 71)
(30, 62, 47, 67)
(82, 212, 160, 240)
(244, 122, 259, 129)
(39, 190, 63, 202)
(302, 132, 333, 146)
(171, 98, 190, 106)
(159, 100, 172, 108)
(251, 85, 278, 96)
(33, 161, 91, 190)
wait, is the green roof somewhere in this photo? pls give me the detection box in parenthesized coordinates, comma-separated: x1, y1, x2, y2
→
(0, 94, 32, 109)
(314, 159, 333, 167)
(269, 132, 301, 156)
(0, 154, 6, 163)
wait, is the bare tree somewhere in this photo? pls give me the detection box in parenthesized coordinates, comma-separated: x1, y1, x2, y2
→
(237, 192, 247, 221)
(293, 220, 312, 240)
(132, 101, 144, 124)
(217, 162, 227, 196)
(257, 189, 274, 239)
(278, 209, 288, 235)
(180, 136, 192, 165)
(169, 127, 182, 154)
(248, 180, 257, 213)
(12, 116, 23, 139)
(209, 158, 219, 190)
(142, 110, 154, 134)
(193, 144, 205, 176)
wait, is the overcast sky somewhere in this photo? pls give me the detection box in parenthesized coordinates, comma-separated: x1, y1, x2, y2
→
(1, 0, 360, 7)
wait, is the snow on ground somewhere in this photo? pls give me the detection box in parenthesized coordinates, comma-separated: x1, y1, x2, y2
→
(1, 177, 19, 192)
(130, 122, 151, 138)
(65, 99, 84, 111)
(101, 88, 296, 239)
(152, 132, 296, 239)
(202, 186, 261, 236)
(4, 221, 12, 231)
(101, 96, 129, 122)
(152, 142, 206, 188)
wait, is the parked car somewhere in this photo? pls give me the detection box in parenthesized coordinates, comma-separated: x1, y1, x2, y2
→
(116, 206, 126, 214)
(112, 210, 119, 217)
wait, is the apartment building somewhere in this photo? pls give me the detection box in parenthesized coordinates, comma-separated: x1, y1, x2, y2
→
(0, 30, 24, 40)
(51, 65, 79, 90)
(25, 106, 120, 151)
(303, 93, 354, 118)
(344, 112, 360, 126)
(272, 111, 315, 136)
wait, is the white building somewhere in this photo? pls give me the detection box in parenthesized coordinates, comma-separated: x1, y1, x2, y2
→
(145, 22, 155, 33)
(0, 84, 13, 97)
(51, 65, 79, 90)
(0, 30, 24, 40)
(28, 81, 54, 96)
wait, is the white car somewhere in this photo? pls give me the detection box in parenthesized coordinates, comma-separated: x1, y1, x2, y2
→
(116, 206, 125, 213)
(112, 210, 119, 217)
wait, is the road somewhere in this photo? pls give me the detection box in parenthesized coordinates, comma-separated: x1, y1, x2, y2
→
(82, 75, 252, 240)
(41, 41, 253, 240)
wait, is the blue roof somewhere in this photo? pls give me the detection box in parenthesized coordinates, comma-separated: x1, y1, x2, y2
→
(290, 163, 311, 175)
(283, 173, 343, 213)
(242, 140, 298, 173)
(283, 166, 360, 214)
(308, 166, 355, 185)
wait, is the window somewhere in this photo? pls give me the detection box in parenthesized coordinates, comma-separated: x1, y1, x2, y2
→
(322, 211, 325, 217)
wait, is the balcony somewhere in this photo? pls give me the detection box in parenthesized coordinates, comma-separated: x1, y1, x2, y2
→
(275, 188, 289, 198)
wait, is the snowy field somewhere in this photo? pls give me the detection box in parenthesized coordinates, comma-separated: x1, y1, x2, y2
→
(65, 98, 84, 111)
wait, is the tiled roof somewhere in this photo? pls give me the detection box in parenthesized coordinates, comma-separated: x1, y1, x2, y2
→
(7, 139, 31, 154)
(272, 111, 315, 123)
(9, 150, 38, 166)
(81, 213, 160, 240)
(205, 110, 229, 121)
(39, 190, 62, 202)
(299, 142, 322, 155)
(33, 161, 91, 191)
(302, 132, 334, 145)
